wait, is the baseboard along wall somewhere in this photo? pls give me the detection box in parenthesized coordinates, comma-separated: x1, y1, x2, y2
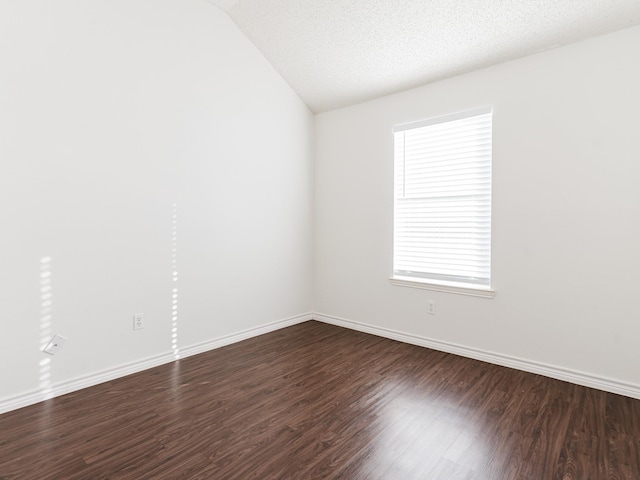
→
(313, 312, 640, 400)
(2, 310, 638, 415)
(0, 313, 312, 415)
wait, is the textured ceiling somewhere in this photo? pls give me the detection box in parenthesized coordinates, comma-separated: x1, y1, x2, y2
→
(207, 0, 640, 113)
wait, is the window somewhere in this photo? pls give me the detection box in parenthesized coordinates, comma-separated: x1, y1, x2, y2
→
(392, 106, 493, 295)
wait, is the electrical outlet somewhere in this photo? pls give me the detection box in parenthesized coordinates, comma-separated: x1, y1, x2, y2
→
(427, 300, 437, 315)
(133, 313, 144, 330)
(43, 334, 67, 355)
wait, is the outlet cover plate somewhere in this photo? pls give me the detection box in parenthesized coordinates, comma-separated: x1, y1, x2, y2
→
(427, 300, 437, 315)
(133, 313, 144, 330)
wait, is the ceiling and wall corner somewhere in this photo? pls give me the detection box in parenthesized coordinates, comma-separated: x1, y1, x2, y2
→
(207, 0, 640, 113)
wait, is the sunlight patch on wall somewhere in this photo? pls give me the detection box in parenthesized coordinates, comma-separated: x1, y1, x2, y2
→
(171, 204, 180, 360)
(39, 256, 54, 399)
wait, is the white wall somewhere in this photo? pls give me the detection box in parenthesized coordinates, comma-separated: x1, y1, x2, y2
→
(2, 2, 638, 412)
(315, 26, 640, 391)
(0, 0, 313, 407)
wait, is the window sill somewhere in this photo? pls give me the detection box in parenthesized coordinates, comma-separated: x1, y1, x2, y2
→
(389, 276, 495, 298)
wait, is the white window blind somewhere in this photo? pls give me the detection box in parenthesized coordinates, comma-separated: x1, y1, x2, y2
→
(393, 106, 492, 288)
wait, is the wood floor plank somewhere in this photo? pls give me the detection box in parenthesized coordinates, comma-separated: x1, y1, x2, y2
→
(1, 321, 639, 479)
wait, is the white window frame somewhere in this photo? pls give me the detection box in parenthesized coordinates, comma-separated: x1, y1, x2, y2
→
(390, 106, 495, 298)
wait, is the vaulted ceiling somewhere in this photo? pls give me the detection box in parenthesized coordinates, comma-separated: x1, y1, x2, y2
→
(207, 0, 640, 113)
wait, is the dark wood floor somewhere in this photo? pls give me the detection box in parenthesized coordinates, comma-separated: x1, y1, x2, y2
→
(1, 321, 639, 479)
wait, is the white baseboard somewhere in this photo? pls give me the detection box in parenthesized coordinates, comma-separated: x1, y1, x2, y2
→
(313, 312, 640, 400)
(0, 313, 312, 415)
(4, 310, 637, 415)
